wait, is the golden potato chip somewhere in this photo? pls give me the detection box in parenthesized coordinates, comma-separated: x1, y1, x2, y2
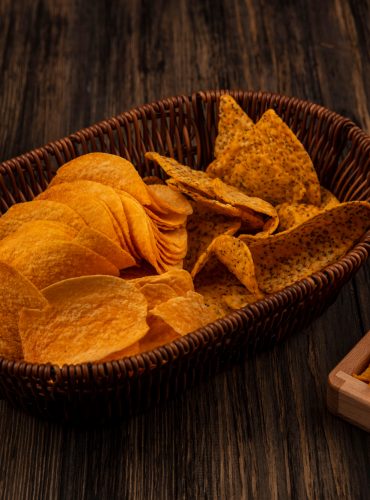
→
(74, 227, 137, 270)
(185, 202, 241, 272)
(119, 191, 161, 271)
(192, 234, 262, 296)
(148, 290, 220, 336)
(0, 262, 48, 359)
(0, 220, 77, 250)
(147, 184, 193, 215)
(130, 269, 194, 298)
(145, 152, 278, 233)
(37, 183, 120, 244)
(207, 107, 321, 206)
(240, 201, 370, 294)
(55, 179, 132, 252)
(133, 283, 178, 310)
(20, 276, 149, 365)
(214, 94, 254, 159)
(0, 200, 85, 240)
(144, 206, 188, 230)
(0, 238, 118, 289)
(140, 316, 181, 350)
(49, 152, 152, 206)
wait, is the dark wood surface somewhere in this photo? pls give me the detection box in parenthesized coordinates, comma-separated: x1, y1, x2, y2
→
(0, 1, 369, 498)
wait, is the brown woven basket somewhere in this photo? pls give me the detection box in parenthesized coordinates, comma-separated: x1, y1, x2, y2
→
(0, 90, 369, 423)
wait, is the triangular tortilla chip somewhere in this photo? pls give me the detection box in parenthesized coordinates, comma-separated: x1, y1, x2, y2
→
(239, 201, 370, 293)
(207, 107, 321, 206)
(214, 94, 254, 159)
(185, 202, 241, 272)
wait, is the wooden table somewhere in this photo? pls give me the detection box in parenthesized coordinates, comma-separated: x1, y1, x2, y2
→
(0, 1, 369, 498)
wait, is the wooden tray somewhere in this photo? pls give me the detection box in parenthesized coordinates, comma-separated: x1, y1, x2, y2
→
(327, 331, 370, 432)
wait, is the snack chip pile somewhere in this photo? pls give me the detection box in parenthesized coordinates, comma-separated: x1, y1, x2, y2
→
(0, 95, 369, 366)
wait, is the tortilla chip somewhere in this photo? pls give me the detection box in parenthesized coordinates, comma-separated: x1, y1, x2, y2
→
(0, 262, 48, 359)
(74, 227, 137, 270)
(37, 183, 120, 244)
(145, 152, 277, 233)
(207, 107, 321, 206)
(0, 200, 85, 240)
(239, 201, 370, 293)
(20, 276, 148, 365)
(0, 237, 118, 289)
(214, 94, 254, 159)
(49, 152, 152, 206)
(192, 235, 262, 296)
(320, 186, 340, 210)
(194, 260, 261, 315)
(276, 187, 340, 232)
(148, 290, 220, 336)
(185, 202, 241, 272)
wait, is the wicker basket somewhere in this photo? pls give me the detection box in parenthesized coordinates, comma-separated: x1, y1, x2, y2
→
(0, 90, 369, 423)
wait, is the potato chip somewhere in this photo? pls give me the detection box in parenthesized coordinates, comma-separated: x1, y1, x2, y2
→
(37, 183, 120, 245)
(0, 220, 77, 250)
(129, 269, 194, 306)
(144, 206, 188, 229)
(143, 176, 165, 185)
(239, 201, 370, 293)
(119, 191, 161, 271)
(146, 184, 193, 215)
(49, 152, 152, 206)
(185, 202, 241, 272)
(0, 237, 118, 289)
(132, 283, 178, 310)
(0, 262, 48, 359)
(0, 200, 85, 240)
(74, 227, 136, 270)
(207, 107, 321, 206)
(55, 180, 132, 252)
(19, 276, 149, 365)
(148, 290, 220, 336)
(214, 94, 254, 159)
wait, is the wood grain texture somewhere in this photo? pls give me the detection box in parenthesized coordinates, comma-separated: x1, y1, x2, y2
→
(0, 0, 369, 498)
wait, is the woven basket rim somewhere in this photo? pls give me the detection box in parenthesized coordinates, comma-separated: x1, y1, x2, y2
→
(1, 89, 370, 381)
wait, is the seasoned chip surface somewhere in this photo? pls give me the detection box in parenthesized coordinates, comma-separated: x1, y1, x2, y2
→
(20, 276, 149, 365)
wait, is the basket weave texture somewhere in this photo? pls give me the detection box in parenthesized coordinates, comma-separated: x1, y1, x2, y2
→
(0, 90, 369, 422)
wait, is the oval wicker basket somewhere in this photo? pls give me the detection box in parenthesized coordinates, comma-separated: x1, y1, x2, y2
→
(0, 90, 370, 423)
